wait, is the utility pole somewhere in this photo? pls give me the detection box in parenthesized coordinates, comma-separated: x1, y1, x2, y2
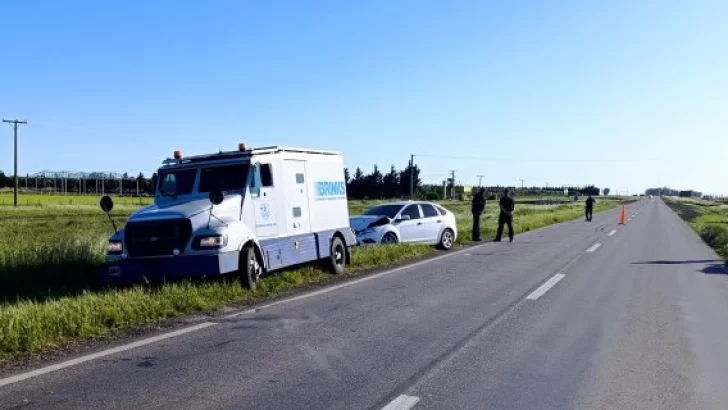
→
(519, 178, 526, 190)
(449, 170, 456, 200)
(477, 174, 484, 187)
(3, 119, 28, 207)
(409, 154, 415, 200)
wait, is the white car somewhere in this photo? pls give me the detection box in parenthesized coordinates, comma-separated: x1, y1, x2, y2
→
(349, 201, 458, 250)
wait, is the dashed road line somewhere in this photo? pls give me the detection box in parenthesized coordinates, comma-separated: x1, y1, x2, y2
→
(526, 274, 566, 300)
(607, 229, 617, 237)
(586, 243, 601, 253)
(381, 395, 421, 410)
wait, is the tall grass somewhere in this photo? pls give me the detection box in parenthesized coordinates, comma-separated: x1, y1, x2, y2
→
(0, 198, 619, 361)
(665, 198, 728, 258)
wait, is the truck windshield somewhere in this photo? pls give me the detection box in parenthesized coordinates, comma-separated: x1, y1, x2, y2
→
(158, 168, 197, 197)
(199, 163, 250, 193)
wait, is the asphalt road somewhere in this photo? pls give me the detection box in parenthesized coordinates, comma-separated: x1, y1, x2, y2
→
(2, 198, 728, 410)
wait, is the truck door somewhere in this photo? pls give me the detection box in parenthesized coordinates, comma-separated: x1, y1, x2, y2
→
(250, 163, 279, 238)
(283, 160, 311, 234)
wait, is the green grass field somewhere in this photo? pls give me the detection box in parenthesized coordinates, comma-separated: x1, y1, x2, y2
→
(664, 197, 728, 259)
(0, 195, 620, 361)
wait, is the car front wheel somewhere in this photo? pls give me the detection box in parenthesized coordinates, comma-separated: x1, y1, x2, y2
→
(381, 232, 398, 244)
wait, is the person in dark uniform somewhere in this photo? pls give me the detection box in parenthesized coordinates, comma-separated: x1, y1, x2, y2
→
(585, 194, 595, 221)
(495, 188, 515, 242)
(471, 187, 486, 241)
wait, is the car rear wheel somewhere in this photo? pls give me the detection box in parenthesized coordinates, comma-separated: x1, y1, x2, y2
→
(438, 228, 455, 250)
(381, 232, 398, 244)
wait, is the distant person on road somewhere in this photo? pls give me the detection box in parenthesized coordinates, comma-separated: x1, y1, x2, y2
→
(471, 187, 486, 241)
(585, 194, 595, 222)
(495, 188, 515, 242)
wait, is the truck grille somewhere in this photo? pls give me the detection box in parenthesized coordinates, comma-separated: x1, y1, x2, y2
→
(124, 219, 193, 258)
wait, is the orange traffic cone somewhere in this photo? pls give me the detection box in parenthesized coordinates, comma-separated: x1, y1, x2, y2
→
(619, 205, 627, 225)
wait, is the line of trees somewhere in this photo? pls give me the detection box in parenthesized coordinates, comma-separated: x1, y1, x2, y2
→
(1, 166, 606, 201)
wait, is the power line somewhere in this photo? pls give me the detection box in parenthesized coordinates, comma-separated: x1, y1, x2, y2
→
(3, 119, 28, 207)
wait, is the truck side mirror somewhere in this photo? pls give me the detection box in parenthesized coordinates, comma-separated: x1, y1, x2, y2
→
(100, 195, 114, 213)
(209, 188, 224, 205)
(99, 195, 118, 233)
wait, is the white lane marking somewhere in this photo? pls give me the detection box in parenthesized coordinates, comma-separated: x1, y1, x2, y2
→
(586, 243, 601, 252)
(0, 242, 485, 388)
(223, 243, 479, 320)
(526, 274, 566, 300)
(607, 229, 617, 236)
(0, 322, 215, 388)
(382, 395, 421, 410)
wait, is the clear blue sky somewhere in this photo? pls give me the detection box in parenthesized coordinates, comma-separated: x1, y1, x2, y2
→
(1, 0, 726, 194)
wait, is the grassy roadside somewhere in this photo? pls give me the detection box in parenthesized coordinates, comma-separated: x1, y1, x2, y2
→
(0, 199, 619, 362)
(664, 197, 728, 259)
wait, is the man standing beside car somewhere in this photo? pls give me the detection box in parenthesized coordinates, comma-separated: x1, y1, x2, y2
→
(495, 188, 515, 242)
(471, 187, 486, 241)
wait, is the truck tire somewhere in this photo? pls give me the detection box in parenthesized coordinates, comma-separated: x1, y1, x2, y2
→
(328, 236, 346, 275)
(239, 246, 262, 290)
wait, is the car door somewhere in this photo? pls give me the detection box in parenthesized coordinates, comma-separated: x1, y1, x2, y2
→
(419, 203, 445, 244)
(396, 204, 425, 242)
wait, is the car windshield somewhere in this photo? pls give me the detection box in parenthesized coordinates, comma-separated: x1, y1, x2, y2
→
(362, 204, 404, 219)
(158, 168, 197, 197)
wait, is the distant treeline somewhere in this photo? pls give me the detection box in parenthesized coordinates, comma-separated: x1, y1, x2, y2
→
(0, 167, 605, 200)
(343, 164, 605, 200)
(644, 187, 703, 198)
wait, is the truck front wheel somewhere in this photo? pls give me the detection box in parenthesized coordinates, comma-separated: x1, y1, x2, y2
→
(239, 246, 263, 290)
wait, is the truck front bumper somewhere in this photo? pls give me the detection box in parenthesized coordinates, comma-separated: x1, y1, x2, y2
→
(101, 251, 240, 285)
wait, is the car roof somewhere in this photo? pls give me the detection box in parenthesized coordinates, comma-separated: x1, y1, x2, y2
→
(371, 200, 444, 207)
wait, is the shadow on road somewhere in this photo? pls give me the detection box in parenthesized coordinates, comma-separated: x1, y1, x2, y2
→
(631, 260, 723, 265)
(701, 264, 728, 275)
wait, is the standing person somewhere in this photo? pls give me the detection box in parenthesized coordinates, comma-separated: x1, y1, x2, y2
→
(471, 187, 486, 241)
(585, 194, 595, 222)
(495, 188, 515, 242)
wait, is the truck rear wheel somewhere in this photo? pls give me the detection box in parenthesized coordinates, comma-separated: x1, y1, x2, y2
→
(239, 246, 263, 290)
(327, 236, 346, 275)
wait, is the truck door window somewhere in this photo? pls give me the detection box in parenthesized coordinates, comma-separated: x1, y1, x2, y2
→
(260, 164, 273, 187)
(199, 163, 250, 192)
(249, 163, 273, 197)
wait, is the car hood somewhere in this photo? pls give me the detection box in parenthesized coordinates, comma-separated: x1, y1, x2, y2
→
(349, 215, 391, 232)
(129, 195, 242, 222)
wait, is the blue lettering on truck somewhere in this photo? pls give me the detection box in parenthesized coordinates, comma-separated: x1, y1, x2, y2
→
(315, 181, 346, 200)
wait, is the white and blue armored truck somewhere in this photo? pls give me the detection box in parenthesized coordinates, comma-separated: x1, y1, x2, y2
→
(99, 144, 356, 290)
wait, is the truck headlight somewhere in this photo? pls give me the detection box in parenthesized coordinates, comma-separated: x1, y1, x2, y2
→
(107, 240, 123, 254)
(194, 235, 228, 249)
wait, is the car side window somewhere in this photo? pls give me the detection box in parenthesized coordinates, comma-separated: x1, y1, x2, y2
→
(400, 205, 421, 220)
(435, 205, 447, 216)
(421, 204, 439, 218)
